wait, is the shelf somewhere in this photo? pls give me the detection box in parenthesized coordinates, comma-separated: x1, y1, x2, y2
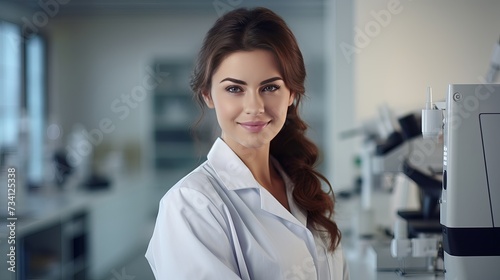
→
(152, 61, 193, 92)
(150, 60, 216, 173)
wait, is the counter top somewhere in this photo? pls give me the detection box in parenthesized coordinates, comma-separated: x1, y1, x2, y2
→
(336, 192, 445, 280)
(0, 170, 161, 238)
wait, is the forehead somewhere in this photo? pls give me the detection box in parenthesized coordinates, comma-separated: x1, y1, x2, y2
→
(212, 50, 281, 81)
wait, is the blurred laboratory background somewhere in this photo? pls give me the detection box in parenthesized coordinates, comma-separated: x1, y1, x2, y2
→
(0, 0, 499, 279)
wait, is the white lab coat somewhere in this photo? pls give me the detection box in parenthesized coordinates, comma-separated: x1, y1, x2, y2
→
(146, 138, 350, 280)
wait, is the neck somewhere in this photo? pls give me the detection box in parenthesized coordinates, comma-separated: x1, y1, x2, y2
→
(226, 139, 289, 211)
(236, 146, 273, 188)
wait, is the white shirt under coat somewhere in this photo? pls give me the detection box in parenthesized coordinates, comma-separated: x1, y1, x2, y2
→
(146, 138, 350, 280)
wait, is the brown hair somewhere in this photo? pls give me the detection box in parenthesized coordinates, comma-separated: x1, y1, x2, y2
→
(190, 7, 341, 251)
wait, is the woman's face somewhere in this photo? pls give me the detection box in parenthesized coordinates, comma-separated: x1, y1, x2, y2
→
(204, 49, 294, 153)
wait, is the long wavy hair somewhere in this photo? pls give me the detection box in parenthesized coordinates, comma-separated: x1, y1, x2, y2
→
(190, 7, 341, 251)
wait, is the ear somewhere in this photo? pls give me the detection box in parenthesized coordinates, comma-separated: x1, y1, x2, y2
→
(288, 92, 295, 106)
(202, 90, 215, 108)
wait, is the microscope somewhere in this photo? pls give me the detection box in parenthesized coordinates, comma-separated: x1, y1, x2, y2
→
(387, 36, 500, 279)
(421, 84, 500, 279)
(376, 113, 445, 275)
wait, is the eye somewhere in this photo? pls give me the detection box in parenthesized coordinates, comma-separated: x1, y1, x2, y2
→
(225, 85, 243, 94)
(261, 84, 280, 92)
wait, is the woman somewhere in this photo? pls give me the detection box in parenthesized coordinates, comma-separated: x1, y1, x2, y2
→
(146, 7, 349, 280)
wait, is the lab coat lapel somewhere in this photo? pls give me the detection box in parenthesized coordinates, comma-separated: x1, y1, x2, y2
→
(260, 183, 323, 279)
(259, 187, 303, 227)
(260, 160, 309, 229)
(207, 138, 260, 191)
(277, 159, 308, 228)
(272, 160, 324, 274)
(208, 138, 307, 228)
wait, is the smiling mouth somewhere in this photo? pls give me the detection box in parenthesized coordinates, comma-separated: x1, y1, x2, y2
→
(238, 121, 271, 132)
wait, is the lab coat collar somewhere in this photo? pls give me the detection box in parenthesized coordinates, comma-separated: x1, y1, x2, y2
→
(207, 138, 308, 227)
(207, 138, 261, 190)
(273, 158, 308, 227)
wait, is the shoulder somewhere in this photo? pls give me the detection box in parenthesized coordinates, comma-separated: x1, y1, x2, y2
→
(160, 161, 224, 210)
(172, 161, 220, 193)
(155, 161, 234, 238)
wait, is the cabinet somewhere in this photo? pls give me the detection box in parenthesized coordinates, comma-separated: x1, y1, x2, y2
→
(151, 60, 216, 171)
(0, 171, 156, 280)
(19, 211, 88, 280)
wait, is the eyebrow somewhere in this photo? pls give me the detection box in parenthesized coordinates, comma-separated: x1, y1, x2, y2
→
(219, 77, 283, 85)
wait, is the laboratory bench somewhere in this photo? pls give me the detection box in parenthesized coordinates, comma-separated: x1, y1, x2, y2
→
(343, 239, 444, 280)
(336, 192, 445, 280)
(0, 170, 172, 280)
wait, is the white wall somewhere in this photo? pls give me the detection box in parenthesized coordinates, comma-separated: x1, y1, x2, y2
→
(354, 0, 500, 121)
(328, 0, 500, 190)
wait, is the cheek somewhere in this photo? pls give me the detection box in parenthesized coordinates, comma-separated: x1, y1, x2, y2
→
(272, 99, 291, 119)
(214, 98, 239, 121)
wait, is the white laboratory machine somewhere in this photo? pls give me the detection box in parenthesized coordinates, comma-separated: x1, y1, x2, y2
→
(422, 84, 500, 280)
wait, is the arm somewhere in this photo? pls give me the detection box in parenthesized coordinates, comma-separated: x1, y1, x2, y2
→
(145, 187, 242, 280)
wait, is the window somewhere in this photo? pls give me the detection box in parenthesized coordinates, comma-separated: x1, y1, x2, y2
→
(27, 34, 45, 184)
(0, 21, 21, 151)
(0, 20, 46, 187)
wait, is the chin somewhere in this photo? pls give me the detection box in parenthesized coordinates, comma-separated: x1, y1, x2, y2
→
(236, 135, 273, 150)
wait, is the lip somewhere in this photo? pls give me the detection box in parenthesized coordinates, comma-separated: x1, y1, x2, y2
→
(238, 121, 270, 133)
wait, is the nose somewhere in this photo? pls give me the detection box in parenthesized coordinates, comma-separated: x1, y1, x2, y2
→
(244, 92, 264, 115)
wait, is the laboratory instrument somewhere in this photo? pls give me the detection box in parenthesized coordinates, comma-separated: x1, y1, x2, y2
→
(422, 84, 500, 280)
